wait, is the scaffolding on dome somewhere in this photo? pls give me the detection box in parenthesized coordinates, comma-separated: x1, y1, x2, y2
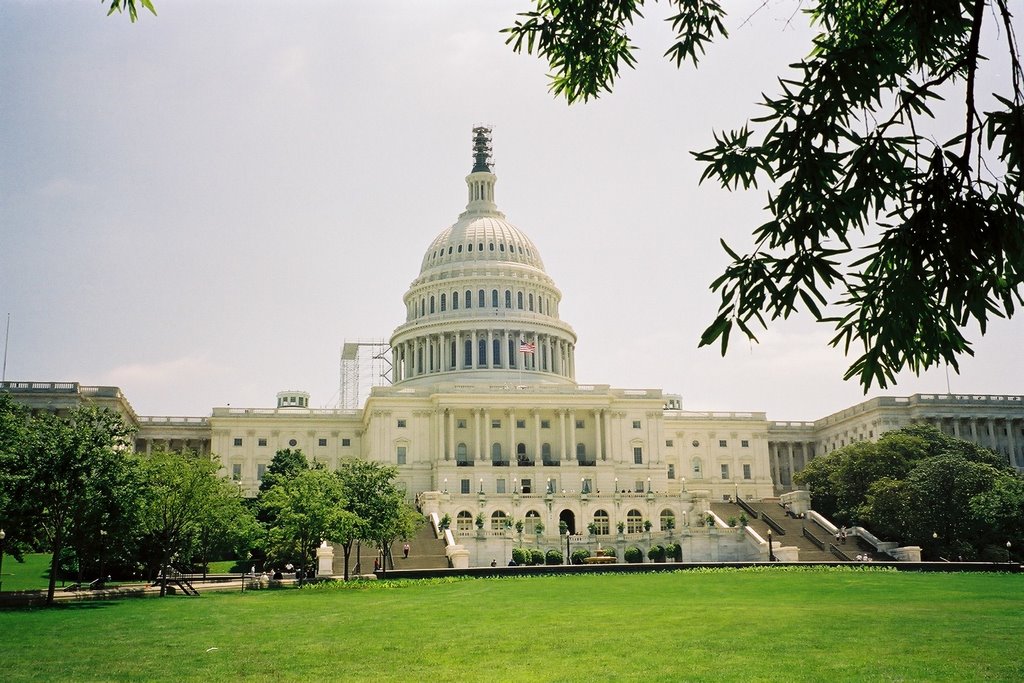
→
(339, 340, 392, 409)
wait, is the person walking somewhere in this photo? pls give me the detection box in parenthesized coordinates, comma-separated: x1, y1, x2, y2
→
(403, 542, 410, 559)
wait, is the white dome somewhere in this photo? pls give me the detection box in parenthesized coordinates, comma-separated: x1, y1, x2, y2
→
(420, 215, 546, 274)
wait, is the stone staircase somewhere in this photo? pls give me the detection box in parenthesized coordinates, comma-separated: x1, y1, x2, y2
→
(709, 501, 881, 562)
(330, 518, 449, 576)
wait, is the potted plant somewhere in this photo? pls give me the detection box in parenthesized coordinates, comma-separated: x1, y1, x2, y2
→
(475, 513, 485, 529)
(617, 521, 626, 534)
(559, 520, 568, 535)
(587, 521, 599, 536)
(643, 519, 653, 532)
(739, 513, 748, 527)
(439, 513, 451, 531)
(515, 519, 524, 535)
(705, 514, 715, 528)
(534, 521, 544, 536)
(728, 517, 738, 528)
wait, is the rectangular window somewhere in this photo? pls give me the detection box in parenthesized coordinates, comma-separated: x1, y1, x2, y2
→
(718, 439, 727, 448)
(721, 464, 729, 480)
(396, 446, 407, 465)
(233, 437, 243, 447)
(575, 420, 585, 429)
(743, 464, 752, 480)
(521, 478, 532, 494)
(516, 419, 526, 429)
(397, 419, 407, 428)
(633, 447, 643, 464)
(496, 478, 506, 494)
(632, 420, 641, 429)
(318, 438, 327, 447)
(741, 439, 749, 448)
(231, 463, 241, 480)
(460, 479, 470, 494)
(258, 438, 267, 447)
(634, 480, 644, 493)
(668, 464, 675, 479)
(342, 438, 351, 447)
(257, 464, 266, 481)
(492, 419, 501, 429)
(541, 420, 550, 429)
(666, 439, 674, 447)
(582, 478, 593, 493)
(457, 419, 467, 429)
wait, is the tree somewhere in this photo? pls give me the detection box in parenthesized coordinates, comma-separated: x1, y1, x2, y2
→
(0, 394, 31, 559)
(259, 448, 313, 493)
(104, 0, 156, 22)
(193, 478, 261, 578)
(336, 459, 419, 576)
(260, 468, 354, 572)
(137, 450, 247, 596)
(506, 1, 1023, 390)
(4, 406, 137, 604)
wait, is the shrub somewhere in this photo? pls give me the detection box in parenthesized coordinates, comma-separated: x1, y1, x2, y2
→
(728, 517, 738, 528)
(617, 521, 625, 533)
(643, 520, 653, 532)
(545, 549, 564, 565)
(439, 513, 451, 531)
(530, 549, 545, 566)
(624, 546, 643, 563)
(669, 543, 683, 561)
(511, 547, 528, 565)
(739, 514, 748, 527)
(571, 548, 591, 565)
(475, 513, 485, 529)
(647, 545, 666, 562)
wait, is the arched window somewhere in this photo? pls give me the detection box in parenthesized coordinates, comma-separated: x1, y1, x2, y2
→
(489, 242, 495, 251)
(440, 293, 446, 312)
(516, 442, 528, 464)
(467, 243, 473, 252)
(430, 296, 435, 314)
(541, 443, 552, 464)
(505, 290, 512, 308)
(478, 339, 487, 367)
(450, 341, 457, 368)
(456, 442, 469, 465)
(464, 339, 473, 368)
(466, 290, 472, 308)
(524, 510, 541, 534)
(538, 297, 543, 314)
(491, 443, 504, 466)
(417, 347, 423, 374)
(420, 298, 425, 317)
(508, 338, 516, 368)
(478, 243, 483, 252)
(627, 509, 644, 534)
(528, 293, 534, 311)
(492, 339, 501, 366)
(491, 511, 509, 531)
(492, 289, 499, 307)
(479, 289, 486, 307)
(457, 511, 474, 532)
(452, 291, 459, 310)
(692, 457, 703, 479)
(576, 443, 586, 463)
(517, 291, 524, 309)
(457, 244, 463, 253)
(660, 509, 676, 531)
(593, 509, 610, 535)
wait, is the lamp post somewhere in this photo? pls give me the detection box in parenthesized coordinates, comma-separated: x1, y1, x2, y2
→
(565, 528, 571, 565)
(767, 529, 775, 562)
(0, 528, 6, 593)
(1007, 541, 1012, 564)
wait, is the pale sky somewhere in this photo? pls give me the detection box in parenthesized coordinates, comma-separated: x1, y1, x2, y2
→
(1, 1, 1020, 422)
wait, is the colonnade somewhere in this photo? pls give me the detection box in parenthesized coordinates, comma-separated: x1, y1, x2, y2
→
(924, 415, 1022, 469)
(766, 441, 816, 490)
(392, 329, 575, 382)
(431, 406, 617, 464)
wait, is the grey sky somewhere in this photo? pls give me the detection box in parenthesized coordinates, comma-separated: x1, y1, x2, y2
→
(1, 1, 1020, 421)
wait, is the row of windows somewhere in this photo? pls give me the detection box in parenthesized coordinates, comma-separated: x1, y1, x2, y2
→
(665, 439, 751, 448)
(452, 507, 678, 534)
(688, 459, 753, 480)
(411, 288, 554, 319)
(429, 240, 534, 261)
(402, 418, 585, 430)
(450, 442, 607, 464)
(232, 437, 352, 448)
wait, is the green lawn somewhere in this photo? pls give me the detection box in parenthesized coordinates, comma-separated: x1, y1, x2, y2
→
(0, 553, 58, 592)
(1, 568, 1021, 682)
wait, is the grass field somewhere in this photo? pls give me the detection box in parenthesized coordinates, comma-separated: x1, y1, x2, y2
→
(0, 553, 57, 592)
(1, 567, 1021, 682)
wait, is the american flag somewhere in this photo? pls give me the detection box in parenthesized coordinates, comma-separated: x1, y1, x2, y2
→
(519, 339, 536, 354)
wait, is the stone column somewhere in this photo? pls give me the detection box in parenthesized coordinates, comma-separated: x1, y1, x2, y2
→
(471, 330, 478, 369)
(473, 408, 481, 460)
(770, 443, 781, 490)
(533, 409, 541, 464)
(558, 409, 567, 460)
(787, 442, 795, 487)
(448, 409, 455, 462)
(483, 409, 491, 461)
(603, 410, 612, 461)
(952, 417, 960, 439)
(594, 409, 603, 461)
(437, 409, 445, 460)
(508, 408, 516, 463)
(1007, 418, 1018, 468)
(502, 331, 510, 369)
(569, 410, 577, 462)
(486, 330, 494, 368)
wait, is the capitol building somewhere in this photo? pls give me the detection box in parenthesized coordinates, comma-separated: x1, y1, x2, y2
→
(5, 128, 1024, 566)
